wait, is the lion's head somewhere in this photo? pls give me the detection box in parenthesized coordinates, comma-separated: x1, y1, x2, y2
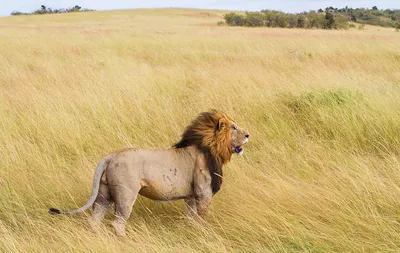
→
(174, 110, 249, 193)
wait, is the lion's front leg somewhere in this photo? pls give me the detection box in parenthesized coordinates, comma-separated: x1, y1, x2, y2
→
(194, 180, 213, 220)
(185, 198, 197, 219)
(195, 195, 212, 219)
(193, 154, 213, 221)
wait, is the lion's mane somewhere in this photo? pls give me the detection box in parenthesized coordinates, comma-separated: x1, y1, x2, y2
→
(173, 110, 232, 194)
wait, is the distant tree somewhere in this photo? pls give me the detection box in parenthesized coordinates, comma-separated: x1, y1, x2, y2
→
(288, 15, 298, 28)
(325, 12, 335, 28)
(263, 11, 276, 27)
(372, 6, 378, 11)
(297, 14, 306, 28)
(11, 4, 94, 15)
(326, 6, 335, 12)
(11, 11, 24, 15)
(276, 13, 288, 27)
(306, 11, 317, 28)
(68, 5, 82, 12)
(318, 9, 324, 13)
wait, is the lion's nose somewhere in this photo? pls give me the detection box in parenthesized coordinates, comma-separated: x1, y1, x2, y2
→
(245, 134, 250, 138)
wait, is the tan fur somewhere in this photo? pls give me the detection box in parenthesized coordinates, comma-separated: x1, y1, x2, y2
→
(49, 110, 249, 236)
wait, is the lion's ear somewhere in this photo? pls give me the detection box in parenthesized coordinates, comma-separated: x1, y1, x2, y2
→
(217, 118, 226, 131)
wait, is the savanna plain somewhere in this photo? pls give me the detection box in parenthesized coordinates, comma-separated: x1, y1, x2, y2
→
(1, 8, 400, 252)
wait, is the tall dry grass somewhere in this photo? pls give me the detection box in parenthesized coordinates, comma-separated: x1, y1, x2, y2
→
(1, 8, 400, 252)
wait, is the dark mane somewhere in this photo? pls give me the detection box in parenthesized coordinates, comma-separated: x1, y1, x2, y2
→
(173, 110, 232, 194)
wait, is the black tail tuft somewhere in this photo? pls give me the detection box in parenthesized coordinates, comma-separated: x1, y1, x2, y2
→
(49, 208, 62, 215)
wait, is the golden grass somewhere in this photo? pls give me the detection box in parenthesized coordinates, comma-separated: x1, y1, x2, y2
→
(1, 8, 400, 252)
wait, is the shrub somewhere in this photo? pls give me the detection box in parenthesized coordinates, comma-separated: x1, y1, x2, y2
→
(224, 12, 237, 25)
(217, 21, 225, 26)
(245, 12, 265, 27)
(306, 12, 328, 28)
(333, 14, 349, 29)
(223, 12, 245, 26)
(219, 6, 400, 30)
(10, 11, 24, 15)
(262, 11, 289, 28)
(395, 22, 400, 31)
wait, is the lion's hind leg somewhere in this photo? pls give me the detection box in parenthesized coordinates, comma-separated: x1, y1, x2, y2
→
(110, 183, 140, 237)
(89, 183, 113, 233)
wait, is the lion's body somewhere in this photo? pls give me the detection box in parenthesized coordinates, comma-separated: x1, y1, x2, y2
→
(106, 146, 204, 202)
(49, 110, 249, 236)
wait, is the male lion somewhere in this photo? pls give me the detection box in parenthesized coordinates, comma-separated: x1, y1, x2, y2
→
(49, 110, 249, 236)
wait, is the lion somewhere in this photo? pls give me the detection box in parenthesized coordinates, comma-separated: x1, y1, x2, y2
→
(49, 110, 250, 236)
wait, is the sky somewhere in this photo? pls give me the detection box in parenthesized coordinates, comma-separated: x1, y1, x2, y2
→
(2, 0, 400, 17)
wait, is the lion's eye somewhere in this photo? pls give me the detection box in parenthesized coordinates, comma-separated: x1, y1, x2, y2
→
(233, 126, 237, 131)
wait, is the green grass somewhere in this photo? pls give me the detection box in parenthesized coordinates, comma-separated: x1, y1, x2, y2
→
(0, 8, 400, 252)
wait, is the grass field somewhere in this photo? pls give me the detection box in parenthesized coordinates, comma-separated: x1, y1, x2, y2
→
(1, 8, 400, 252)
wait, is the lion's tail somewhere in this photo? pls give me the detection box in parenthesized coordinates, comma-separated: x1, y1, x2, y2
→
(48, 155, 112, 215)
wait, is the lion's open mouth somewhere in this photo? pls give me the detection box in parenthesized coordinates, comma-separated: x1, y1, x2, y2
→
(232, 138, 248, 154)
(232, 145, 243, 154)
